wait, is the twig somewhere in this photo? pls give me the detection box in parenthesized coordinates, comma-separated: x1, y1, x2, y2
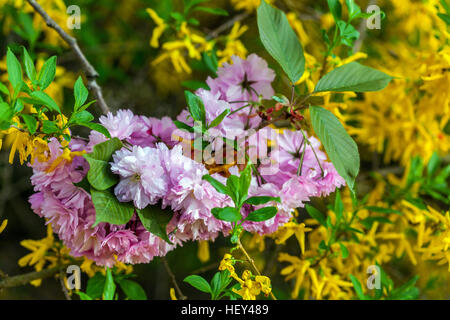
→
(237, 238, 277, 300)
(0, 266, 64, 289)
(161, 257, 187, 300)
(206, 12, 250, 40)
(25, 0, 110, 115)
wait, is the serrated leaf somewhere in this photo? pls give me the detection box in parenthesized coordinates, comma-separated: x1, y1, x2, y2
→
(245, 206, 278, 222)
(257, 0, 305, 83)
(71, 110, 94, 124)
(91, 189, 134, 226)
(136, 205, 173, 244)
(314, 62, 393, 93)
(310, 106, 359, 190)
(211, 207, 242, 222)
(184, 275, 211, 293)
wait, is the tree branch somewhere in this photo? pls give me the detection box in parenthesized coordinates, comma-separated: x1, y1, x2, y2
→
(161, 257, 187, 300)
(25, 0, 110, 115)
(0, 266, 62, 289)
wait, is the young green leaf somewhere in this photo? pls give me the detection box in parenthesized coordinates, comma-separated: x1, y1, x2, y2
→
(349, 274, 367, 300)
(173, 120, 195, 133)
(327, 0, 342, 21)
(310, 106, 359, 191)
(74, 76, 89, 110)
(71, 110, 94, 125)
(136, 205, 173, 244)
(339, 242, 349, 259)
(0, 82, 9, 96)
(116, 279, 147, 300)
(184, 275, 211, 294)
(314, 62, 393, 93)
(202, 174, 229, 195)
(37, 56, 57, 90)
(257, 0, 305, 83)
(6, 48, 23, 89)
(91, 189, 135, 226)
(80, 122, 111, 138)
(244, 196, 281, 205)
(208, 109, 230, 128)
(103, 268, 116, 300)
(211, 207, 242, 222)
(193, 7, 228, 16)
(86, 272, 106, 299)
(22, 47, 36, 82)
(76, 292, 93, 300)
(226, 175, 241, 205)
(21, 114, 38, 134)
(305, 204, 327, 226)
(185, 90, 206, 124)
(245, 206, 278, 222)
(42, 120, 59, 134)
(30, 91, 61, 114)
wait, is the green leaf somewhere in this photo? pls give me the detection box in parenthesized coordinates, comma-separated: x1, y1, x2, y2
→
(184, 275, 211, 293)
(30, 91, 61, 114)
(310, 106, 359, 190)
(37, 56, 57, 90)
(365, 206, 402, 215)
(345, 0, 361, 21)
(334, 189, 344, 222)
(181, 80, 210, 91)
(211, 207, 242, 222)
(86, 272, 106, 299)
(427, 152, 440, 176)
(438, 13, 450, 25)
(76, 292, 93, 300)
(349, 274, 367, 300)
(202, 51, 219, 75)
(6, 48, 22, 90)
(238, 163, 252, 204)
(202, 174, 229, 195)
(305, 204, 327, 226)
(244, 196, 281, 205)
(185, 90, 206, 124)
(83, 138, 123, 190)
(103, 268, 116, 300)
(136, 205, 173, 244)
(336, 21, 360, 47)
(257, 0, 305, 83)
(193, 7, 228, 16)
(91, 189, 135, 226)
(0, 82, 9, 96)
(327, 0, 342, 21)
(42, 120, 59, 134)
(339, 242, 349, 258)
(71, 110, 94, 125)
(81, 122, 111, 138)
(74, 76, 89, 110)
(314, 62, 393, 93)
(173, 120, 194, 133)
(245, 206, 278, 222)
(117, 279, 147, 300)
(22, 47, 36, 82)
(208, 109, 230, 128)
(226, 175, 241, 205)
(21, 114, 38, 134)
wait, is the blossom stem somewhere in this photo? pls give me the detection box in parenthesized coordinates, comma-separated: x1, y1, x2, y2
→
(236, 238, 277, 300)
(299, 129, 325, 177)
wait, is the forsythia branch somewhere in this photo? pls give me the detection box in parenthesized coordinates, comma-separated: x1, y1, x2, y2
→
(0, 265, 70, 289)
(25, 0, 110, 115)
